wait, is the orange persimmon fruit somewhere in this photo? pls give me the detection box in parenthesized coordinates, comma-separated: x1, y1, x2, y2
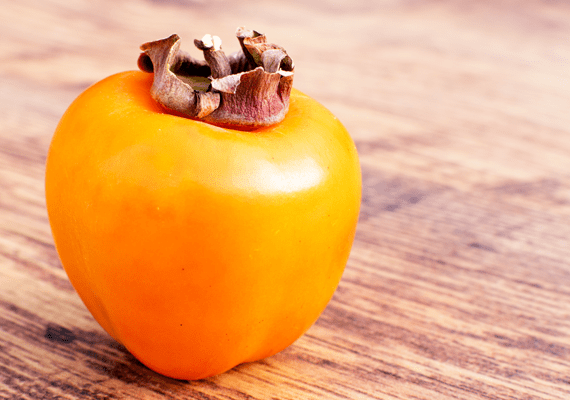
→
(45, 30, 361, 380)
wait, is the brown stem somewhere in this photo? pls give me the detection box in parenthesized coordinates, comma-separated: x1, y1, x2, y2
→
(193, 34, 232, 79)
(138, 27, 295, 129)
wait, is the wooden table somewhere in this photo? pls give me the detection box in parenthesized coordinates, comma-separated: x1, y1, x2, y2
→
(2, 0, 570, 398)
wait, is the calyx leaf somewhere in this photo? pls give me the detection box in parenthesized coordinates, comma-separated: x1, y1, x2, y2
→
(138, 27, 295, 129)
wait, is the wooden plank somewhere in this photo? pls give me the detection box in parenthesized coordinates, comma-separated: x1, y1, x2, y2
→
(1, 0, 570, 398)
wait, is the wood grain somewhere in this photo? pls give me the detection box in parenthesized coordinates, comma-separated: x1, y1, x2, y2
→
(2, 0, 570, 398)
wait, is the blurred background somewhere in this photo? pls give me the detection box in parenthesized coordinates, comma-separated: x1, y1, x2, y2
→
(3, 0, 570, 191)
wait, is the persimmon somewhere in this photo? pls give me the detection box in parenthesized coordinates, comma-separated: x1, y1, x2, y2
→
(45, 27, 361, 380)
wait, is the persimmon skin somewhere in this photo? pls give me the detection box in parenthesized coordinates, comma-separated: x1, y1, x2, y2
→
(45, 71, 361, 380)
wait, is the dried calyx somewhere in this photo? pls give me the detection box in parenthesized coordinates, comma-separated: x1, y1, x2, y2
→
(137, 27, 294, 129)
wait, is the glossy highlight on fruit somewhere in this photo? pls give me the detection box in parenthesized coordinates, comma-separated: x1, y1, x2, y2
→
(45, 70, 361, 380)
